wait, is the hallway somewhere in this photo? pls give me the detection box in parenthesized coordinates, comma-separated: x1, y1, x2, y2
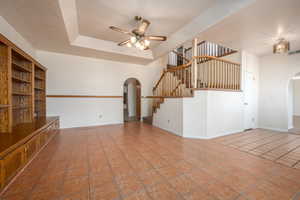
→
(1, 123, 300, 200)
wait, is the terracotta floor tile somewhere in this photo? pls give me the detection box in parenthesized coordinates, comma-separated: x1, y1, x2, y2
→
(122, 190, 152, 200)
(183, 188, 217, 200)
(185, 169, 215, 186)
(1, 192, 28, 200)
(90, 180, 120, 200)
(202, 180, 240, 200)
(116, 175, 144, 197)
(138, 169, 165, 187)
(157, 165, 183, 179)
(61, 176, 89, 196)
(89, 171, 114, 188)
(168, 174, 198, 195)
(147, 182, 183, 200)
(60, 189, 90, 200)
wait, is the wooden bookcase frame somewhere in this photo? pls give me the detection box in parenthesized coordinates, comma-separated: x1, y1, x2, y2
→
(0, 34, 47, 133)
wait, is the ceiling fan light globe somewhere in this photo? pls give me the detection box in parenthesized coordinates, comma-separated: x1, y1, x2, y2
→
(135, 41, 141, 48)
(130, 36, 137, 43)
(144, 40, 150, 46)
(126, 42, 132, 47)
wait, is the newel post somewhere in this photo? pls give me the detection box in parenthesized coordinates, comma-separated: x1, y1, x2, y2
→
(192, 38, 198, 88)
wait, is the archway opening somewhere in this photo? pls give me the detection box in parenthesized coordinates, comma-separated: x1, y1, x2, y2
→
(123, 78, 141, 123)
(288, 72, 300, 134)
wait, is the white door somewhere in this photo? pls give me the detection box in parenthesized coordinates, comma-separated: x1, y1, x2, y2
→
(244, 72, 256, 130)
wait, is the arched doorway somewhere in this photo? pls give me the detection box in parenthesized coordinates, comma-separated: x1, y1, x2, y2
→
(288, 72, 300, 134)
(123, 78, 141, 122)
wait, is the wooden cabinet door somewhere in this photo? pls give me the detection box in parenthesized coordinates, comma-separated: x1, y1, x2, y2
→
(39, 130, 47, 147)
(25, 135, 40, 161)
(2, 146, 25, 184)
(0, 160, 5, 189)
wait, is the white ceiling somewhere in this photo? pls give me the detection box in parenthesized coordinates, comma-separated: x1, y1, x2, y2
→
(194, 0, 300, 56)
(1, 0, 298, 64)
(76, 0, 216, 46)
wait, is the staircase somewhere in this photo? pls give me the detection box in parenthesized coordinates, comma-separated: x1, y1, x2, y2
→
(143, 40, 241, 125)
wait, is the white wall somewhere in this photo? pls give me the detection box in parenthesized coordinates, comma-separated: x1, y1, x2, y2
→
(0, 16, 36, 58)
(206, 91, 244, 138)
(153, 98, 183, 136)
(37, 50, 166, 128)
(242, 51, 260, 128)
(128, 82, 136, 117)
(259, 54, 300, 131)
(294, 80, 300, 116)
(183, 91, 244, 139)
(153, 91, 244, 139)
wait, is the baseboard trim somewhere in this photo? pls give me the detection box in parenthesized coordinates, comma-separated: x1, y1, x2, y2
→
(183, 129, 244, 139)
(60, 122, 124, 130)
(259, 126, 289, 133)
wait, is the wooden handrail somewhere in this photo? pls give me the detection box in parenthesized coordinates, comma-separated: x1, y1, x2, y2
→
(153, 70, 167, 91)
(47, 95, 123, 98)
(195, 55, 240, 66)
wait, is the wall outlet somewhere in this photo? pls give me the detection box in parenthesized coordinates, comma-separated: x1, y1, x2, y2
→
(167, 120, 170, 123)
(99, 115, 103, 119)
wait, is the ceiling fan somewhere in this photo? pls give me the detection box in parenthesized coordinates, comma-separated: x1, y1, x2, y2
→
(109, 16, 167, 50)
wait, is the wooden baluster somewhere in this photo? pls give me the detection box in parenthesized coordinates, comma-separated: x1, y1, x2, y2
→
(235, 65, 237, 90)
(223, 62, 225, 89)
(229, 63, 233, 89)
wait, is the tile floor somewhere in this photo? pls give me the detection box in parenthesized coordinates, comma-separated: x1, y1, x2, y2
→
(214, 129, 300, 169)
(1, 123, 300, 200)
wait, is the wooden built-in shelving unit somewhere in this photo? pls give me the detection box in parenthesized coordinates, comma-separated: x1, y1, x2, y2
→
(34, 64, 46, 117)
(0, 34, 57, 192)
(0, 35, 47, 133)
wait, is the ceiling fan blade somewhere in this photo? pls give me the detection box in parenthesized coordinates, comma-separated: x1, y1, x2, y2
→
(109, 26, 132, 35)
(118, 39, 130, 46)
(133, 19, 150, 35)
(146, 35, 167, 41)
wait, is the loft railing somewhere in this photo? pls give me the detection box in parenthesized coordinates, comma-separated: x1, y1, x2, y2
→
(154, 56, 240, 95)
(168, 41, 236, 68)
(194, 56, 241, 90)
(168, 50, 189, 67)
(185, 41, 237, 59)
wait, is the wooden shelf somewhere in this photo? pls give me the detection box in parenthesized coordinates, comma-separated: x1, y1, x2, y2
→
(0, 105, 10, 109)
(12, 76, 31, 84)
(34, 87, 45, 91)
(12, 92, 32, 96)
(12, 105, 31, 110)
(12, 62, 31, 73)
(35, 99, 45, 101)
(35, 76, 45, 80)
